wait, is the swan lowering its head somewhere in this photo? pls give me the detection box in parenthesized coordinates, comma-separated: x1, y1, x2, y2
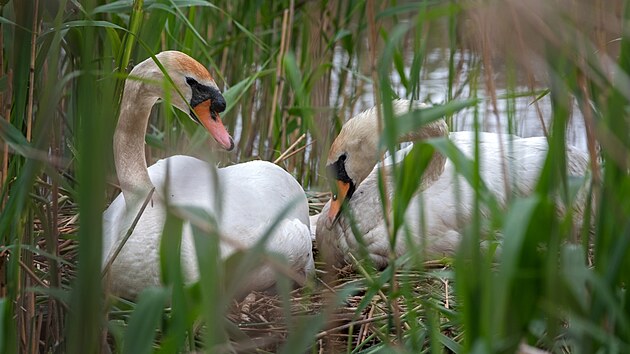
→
(316, 99, 590, 269)
(103, 51, 314, 299)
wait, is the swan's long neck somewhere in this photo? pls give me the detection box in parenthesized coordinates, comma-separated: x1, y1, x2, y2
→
(347, 112, 449, 188)
(402, 120, 449, 190)
(114, 76, 161, 204)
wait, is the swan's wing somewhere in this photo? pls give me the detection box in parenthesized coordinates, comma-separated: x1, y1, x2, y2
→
(219, 160, 310, 227)
(148, 155, 219, 209)
(269, 219, 315, 281)
(102, 194, 126, 268)
(225, 218, 314, 292)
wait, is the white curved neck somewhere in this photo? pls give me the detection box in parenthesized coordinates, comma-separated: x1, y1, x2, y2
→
(398, 121, 449, 189)
(367, 120, 448, 192)
(114, 76, 161, 204)
(355, 118, 449, 187)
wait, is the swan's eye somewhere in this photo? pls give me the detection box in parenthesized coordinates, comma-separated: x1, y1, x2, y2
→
(186, 77, 198, 86)
(339, 154, 347, 162)
(332, 194, 338, 201)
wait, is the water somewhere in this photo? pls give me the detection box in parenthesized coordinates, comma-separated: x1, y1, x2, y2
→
(330, 47, 588, 152)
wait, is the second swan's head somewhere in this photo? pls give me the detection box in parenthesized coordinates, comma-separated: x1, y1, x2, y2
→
(129, 51, 234, 151)
(324, 100, 432, 228)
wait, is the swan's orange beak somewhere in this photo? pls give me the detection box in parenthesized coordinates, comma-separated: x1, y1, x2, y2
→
(194, 100, 234, 151)
(325, 180, 350, 229)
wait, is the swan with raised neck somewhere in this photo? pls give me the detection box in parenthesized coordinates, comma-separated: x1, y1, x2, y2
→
(115, 51, 234, 204)
(324, 99, 448, 227)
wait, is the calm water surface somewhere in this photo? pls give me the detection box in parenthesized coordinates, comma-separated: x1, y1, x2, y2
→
(331, 47, 588, 152)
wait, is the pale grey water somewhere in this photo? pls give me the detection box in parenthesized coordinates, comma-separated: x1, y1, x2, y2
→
(329, 47, 588, 152)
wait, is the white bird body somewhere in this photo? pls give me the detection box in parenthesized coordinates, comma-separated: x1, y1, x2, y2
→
(102, 52, 313, 299)
(316, 100, 589, 268)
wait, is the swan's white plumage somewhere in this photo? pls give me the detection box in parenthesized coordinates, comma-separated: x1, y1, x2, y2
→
(103, 52, 313, 299)
(104, 158, 314, 299)
(316, 102, 590, 268)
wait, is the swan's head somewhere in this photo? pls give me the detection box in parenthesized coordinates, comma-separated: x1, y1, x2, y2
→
(136, 51, 234, 151)
(324, 105, 384, 228)
(324, 100, 435, 228)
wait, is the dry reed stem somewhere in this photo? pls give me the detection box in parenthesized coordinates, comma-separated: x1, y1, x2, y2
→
(509, 4, 549, 137)
(18, 259, 48, 289)
(442, 278, 450, 309)
(358, 303, 375, 344)
(267, 7, 290, 144)
(273, 133, 305, 164)
(592, 125, 630, 170)
(50, 129, 61, 291)
(476, 8, 511, 200)
(0, 18, 4, 191)
(1, 70, 11, 208)
(577, 73, 601, 185)
(19, 217, 36, 354)
(315, 313, 389, 340)
(527, 74, 549, 136)
(25, 0, 39, 142)
(365, 3, 402, 339)
(281, 0, 295, 156)
(218, 2, 230, 82)
(34, 311, 43, 353)
(275, 142, 311, 165)
(49, 91, 64, 348)
(365, 0, 394, 272)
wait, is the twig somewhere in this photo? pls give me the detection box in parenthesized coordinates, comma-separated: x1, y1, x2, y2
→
(527, 73, 548, 137)
(315, 314, 389, 340)
(273, 133, 306, 164)
(279, 141, 313, 164)
(18, 259, 48, 289)
(442, 278, 450, 309)
(316, 275, 336, 293)
(348, 253, 405, 326)
(358, 303, 375, 344)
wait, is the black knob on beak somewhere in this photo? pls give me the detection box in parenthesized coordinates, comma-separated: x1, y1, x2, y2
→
(211, 94, 226, 113)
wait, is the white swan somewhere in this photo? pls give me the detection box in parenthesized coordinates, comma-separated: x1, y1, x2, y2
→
(316, 99, 589, 268)
(103, 51, 313, 299)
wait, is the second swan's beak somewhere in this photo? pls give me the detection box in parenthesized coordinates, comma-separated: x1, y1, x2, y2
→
(325, 180, 350, 229)
(194, 100, 234, 151)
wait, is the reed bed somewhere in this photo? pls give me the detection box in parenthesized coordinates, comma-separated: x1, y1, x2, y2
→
(1, 0, 629, 353)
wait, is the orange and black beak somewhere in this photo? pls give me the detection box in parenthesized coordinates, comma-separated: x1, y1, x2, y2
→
(325, 155, 355, 229)
(193, 99, 234, 151)
(187, 77, 234, 151)
(325, 180, 351, 229)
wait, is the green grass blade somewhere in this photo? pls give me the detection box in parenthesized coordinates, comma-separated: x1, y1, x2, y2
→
(123, 287, 168, 354)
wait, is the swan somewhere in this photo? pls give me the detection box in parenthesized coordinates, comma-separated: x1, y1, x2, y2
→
(315, 99, 589, 268)
(103, 51, 313, 299)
